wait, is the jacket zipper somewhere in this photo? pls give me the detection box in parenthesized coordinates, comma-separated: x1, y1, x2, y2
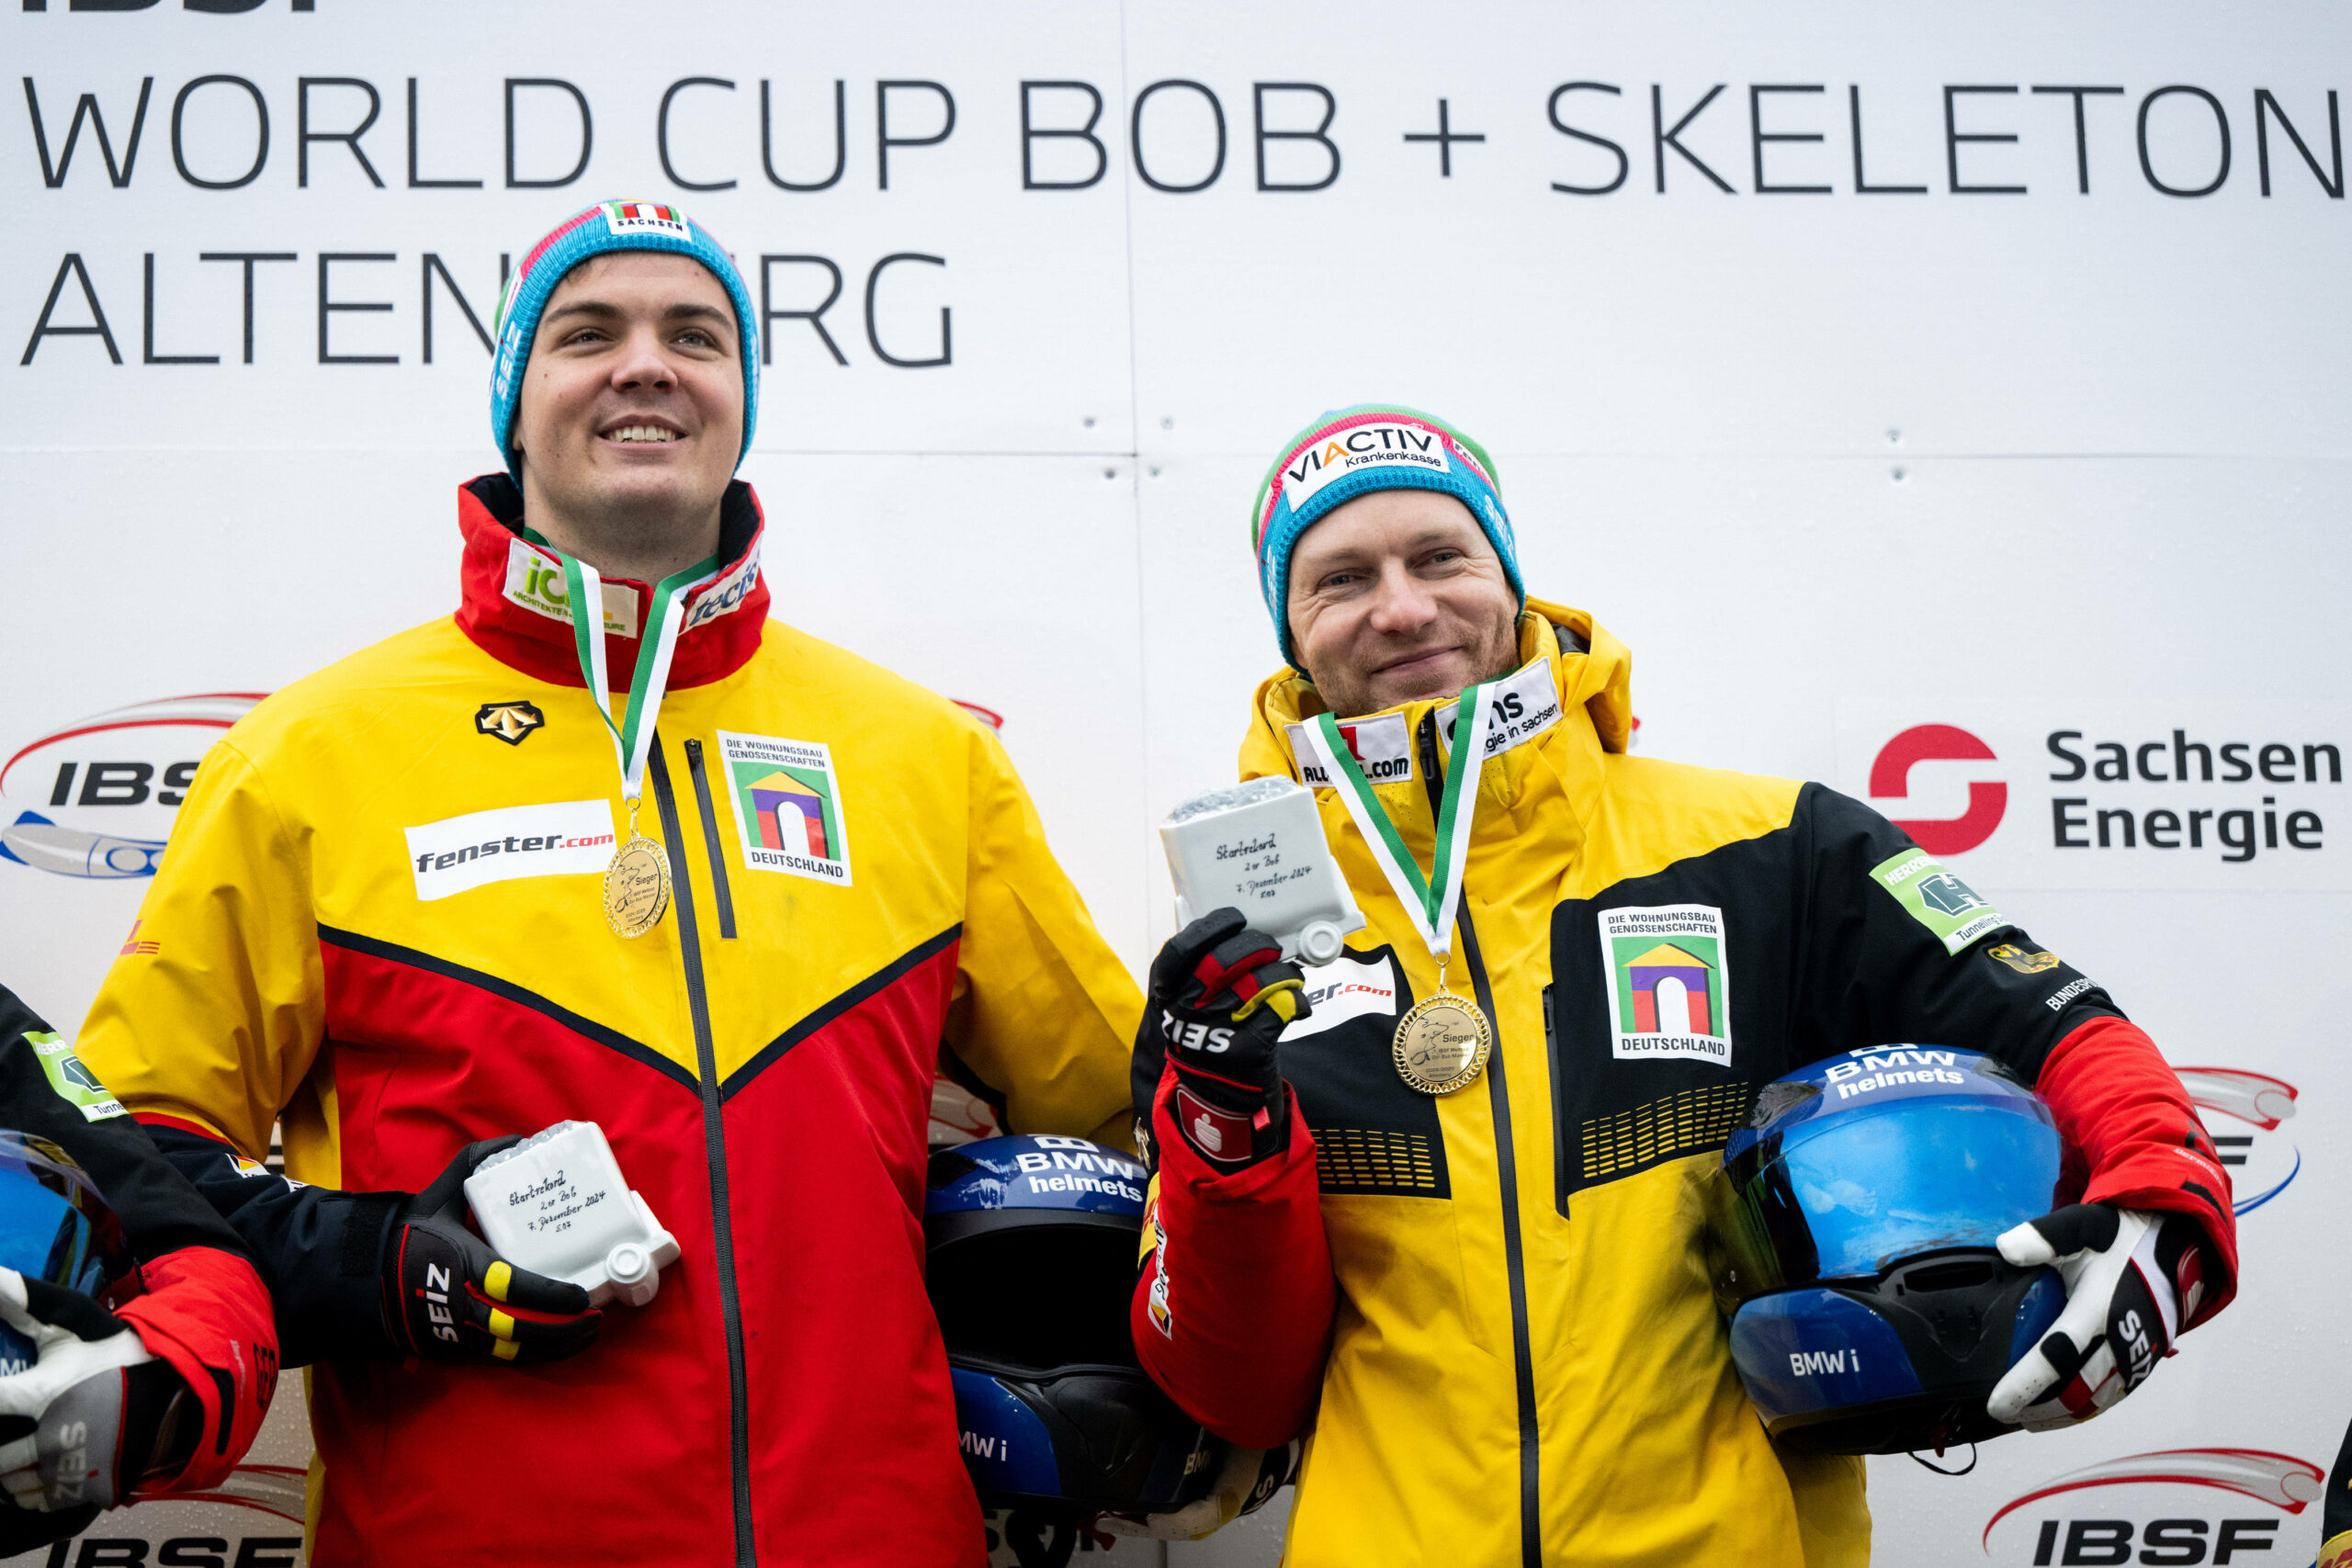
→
(684, 739, 738, 940)
(1419, 712, 1542, 1568)
(650, 736, 758, 1567)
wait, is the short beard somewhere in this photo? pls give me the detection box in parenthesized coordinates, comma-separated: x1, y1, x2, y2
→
(1306, 609, 1521, 720)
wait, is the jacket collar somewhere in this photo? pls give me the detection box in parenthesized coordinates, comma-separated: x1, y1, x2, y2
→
(1241, 598, 1633, 847)
(451, 473, 770, 691)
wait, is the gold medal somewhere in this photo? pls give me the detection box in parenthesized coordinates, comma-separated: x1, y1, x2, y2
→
(1392, 989, 1491, 1096)
(602, 803, 671, 939)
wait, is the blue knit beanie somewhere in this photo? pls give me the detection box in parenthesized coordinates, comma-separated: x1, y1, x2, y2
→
(1250, 403, 1524, 668)
(490, 200, 760, 480)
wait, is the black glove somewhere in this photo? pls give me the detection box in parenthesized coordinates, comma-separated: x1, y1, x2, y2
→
(380, 1138, 600, 1366)
(1987, 1203, 2206, 1428)
(1133, 908, 1308, 1170)
(0, 1270, 193, 1552)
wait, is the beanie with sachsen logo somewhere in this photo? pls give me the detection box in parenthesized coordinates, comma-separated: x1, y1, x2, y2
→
(488, 199, 760, 480)
(1249, 403, 1524, 668)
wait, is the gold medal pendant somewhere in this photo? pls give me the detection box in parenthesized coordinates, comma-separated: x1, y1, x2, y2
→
(1392, 988, 1491, 1096)
(602, 802, 671, 939)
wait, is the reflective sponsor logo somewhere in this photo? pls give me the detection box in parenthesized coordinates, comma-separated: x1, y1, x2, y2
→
(1288, 713, 1410, 789)
(0, 694, 262, 880)
(501, 538, 641, 638)
(1599, 905, 1734, 1065)
(1282, 952, 1399, 1041)
(1988, 942, 2060, 974)
(1982, 1449, 2323, 1565)
(716, 730, 853, 885)
(1871, 850, 2006, 954)
(404, 799, 616, 901)
(474, 701, 545, 747)
(26, 1032, 123, 1122)
(1278, 421, 1451, 512)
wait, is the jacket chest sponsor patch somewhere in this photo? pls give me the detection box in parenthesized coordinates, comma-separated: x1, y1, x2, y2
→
(1281, 952, 1400, 1041)
(1598, 904, 1735, 1066)
(715, 730, 854, 886)
(1871, 850, 2006, 954)
(405, 799, 617, 900)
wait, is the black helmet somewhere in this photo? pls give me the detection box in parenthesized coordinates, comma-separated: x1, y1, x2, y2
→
(1715, 1046, 2067, 1456)
(925, 1134, 1224, 1517)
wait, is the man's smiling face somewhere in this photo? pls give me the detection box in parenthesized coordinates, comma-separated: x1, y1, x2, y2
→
(512, 251, 742, 563)
(1284, 488, 1521, 718)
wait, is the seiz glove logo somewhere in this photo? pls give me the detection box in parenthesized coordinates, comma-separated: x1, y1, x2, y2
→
(1160, 1010, 1235, 1055)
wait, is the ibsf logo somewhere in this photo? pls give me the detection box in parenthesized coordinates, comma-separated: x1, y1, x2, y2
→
(2177, 1066, 2301, 1215)
(1983, 1449, 2323, 1564)
(1871, 723, 2007, 855)
(0, 695, 261, 878)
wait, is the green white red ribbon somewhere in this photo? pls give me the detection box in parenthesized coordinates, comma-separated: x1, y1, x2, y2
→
(546, 543, 718, 803)
(1303, 680, 1496, 964)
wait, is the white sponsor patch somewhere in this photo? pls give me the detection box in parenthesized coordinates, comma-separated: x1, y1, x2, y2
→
(682, 541, 762, 633)
(406, 799, 617, 901)
(1598, 904, 1736, 1066)
(1440, 658, 1565, 762)
(502, 538, 641, 638)
(1282, 951, 1401, 1041)
(1279, 422, 1451, 511)
(715, 730, 854, 886)
(1288, 712, 1412, 789)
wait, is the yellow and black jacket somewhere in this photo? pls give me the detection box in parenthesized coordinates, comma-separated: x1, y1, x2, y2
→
(78, 475, 1141, 1568)
(1135, 599, 2234, 1568)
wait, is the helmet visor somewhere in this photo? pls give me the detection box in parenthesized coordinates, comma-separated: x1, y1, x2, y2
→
(1737, 1100, 2061, 1283)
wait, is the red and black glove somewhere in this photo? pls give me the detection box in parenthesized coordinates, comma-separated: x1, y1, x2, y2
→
(1134, 909, 1309, 1171)
(380, 1139, 600, 1366)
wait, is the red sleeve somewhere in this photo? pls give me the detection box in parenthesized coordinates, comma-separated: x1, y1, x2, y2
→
(115, 1246, 279, 1495)
(1131, 1065, 1337, 1450)
(2037, 1014, 2238, 1328)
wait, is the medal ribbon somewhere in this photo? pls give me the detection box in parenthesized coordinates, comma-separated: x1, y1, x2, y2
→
(1305, 681, 1498, 965)
(546, 543, 719, 805)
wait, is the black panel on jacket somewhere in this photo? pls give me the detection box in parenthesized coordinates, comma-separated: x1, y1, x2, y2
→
(1543, 784, 2121, 1215)
(1280, 946, 1452, 1200)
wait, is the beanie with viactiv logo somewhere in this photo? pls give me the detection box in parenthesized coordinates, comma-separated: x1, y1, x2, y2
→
(1249, 403, 1523, 669)
(489, 199, 760, 481)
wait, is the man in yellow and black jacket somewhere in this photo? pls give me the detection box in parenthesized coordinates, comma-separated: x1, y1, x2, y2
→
(1129, 405, 2238, 1567)
(77, 203, 1140, 1568)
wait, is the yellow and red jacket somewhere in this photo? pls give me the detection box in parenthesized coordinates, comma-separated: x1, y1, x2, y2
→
(1136, 602, 2236, 1568)
(79, 475, 1142, 1568)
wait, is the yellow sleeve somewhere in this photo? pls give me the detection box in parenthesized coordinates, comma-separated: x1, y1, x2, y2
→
(944, 721, 1141, 1148)
(76, 739, 322, 1161)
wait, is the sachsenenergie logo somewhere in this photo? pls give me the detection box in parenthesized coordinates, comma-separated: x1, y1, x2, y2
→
(1871, 724, 2007, 855)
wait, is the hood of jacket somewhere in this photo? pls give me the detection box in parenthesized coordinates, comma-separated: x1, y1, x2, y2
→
(451, 471, 771, 692)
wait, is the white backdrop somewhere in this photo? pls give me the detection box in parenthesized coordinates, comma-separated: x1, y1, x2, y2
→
(3, 3, 2346, 1564)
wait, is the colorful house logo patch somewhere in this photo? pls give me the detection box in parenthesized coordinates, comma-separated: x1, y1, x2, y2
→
(1598, 905, 1733, 1066)
(716, 730, 853, 886)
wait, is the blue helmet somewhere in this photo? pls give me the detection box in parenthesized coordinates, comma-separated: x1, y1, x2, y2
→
(1715, 1045, 2067, 1455)
(0, 1130, 131, 1372)
(924, 1134, 1225, 1517)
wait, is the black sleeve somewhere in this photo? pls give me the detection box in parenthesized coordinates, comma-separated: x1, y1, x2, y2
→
(0, 983, 254, 1270)
(141, 1123, 401, 1369)
(1788, 784, 2122, 1082)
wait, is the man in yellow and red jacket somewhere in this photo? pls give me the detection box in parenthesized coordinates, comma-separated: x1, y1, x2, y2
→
(77, 202, 1140, 1568)
(1129, 404, 2238, 1567)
